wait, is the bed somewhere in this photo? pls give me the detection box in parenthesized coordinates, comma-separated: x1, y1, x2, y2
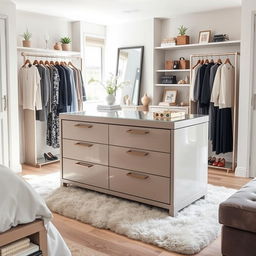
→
(0, 164, 71, 256)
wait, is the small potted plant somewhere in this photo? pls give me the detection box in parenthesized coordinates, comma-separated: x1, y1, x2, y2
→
(60, 37, 71, 51)
(177, 25, 189, 45)
(89, 74, 130, 105)
(22, 29, 32, 47)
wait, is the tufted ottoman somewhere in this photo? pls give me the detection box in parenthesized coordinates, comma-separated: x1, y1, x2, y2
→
(219, 179, 256, 256)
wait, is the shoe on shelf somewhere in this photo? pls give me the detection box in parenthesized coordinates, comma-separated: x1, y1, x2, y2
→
(212, 158, 221, 166)
(218, 158, 226, 167)
(44, 153, 53, 161)
(47, 152, 58, 160)
(208, 157, 216, 165)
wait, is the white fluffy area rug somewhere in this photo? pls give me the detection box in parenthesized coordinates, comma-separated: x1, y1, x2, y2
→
(41, 179, 236, 255)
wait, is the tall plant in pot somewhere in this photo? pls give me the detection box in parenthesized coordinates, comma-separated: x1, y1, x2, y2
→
(22, 29, 32, 47)
(89, 74, 130, 105)
(177, 25, 189, 45)
(60, 37, 71, 51)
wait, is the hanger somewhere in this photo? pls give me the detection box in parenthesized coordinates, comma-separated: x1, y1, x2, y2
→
(200, 59, 204, 65)
(210, 56, 214, 63)
(192, 59, 201, 69)
(63, 61, 67, 66)
(39, 59, 44, 65)
(22, 59, 31, 67)
(205, 58, 209, 64)
(55, 61, 59, 65)
(224, 57, 232, 65)
(45, 60, 50, 66)
(217, 58, 222, 64)
(33, 59, 39, 65)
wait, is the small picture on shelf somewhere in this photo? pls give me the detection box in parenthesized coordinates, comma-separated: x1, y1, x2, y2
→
(198, 30, 211, 44)
(162, 89, 177, 105)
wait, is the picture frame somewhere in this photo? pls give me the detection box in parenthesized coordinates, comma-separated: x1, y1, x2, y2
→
(198, 30, 211, 44)
(163, 89, 177, 105)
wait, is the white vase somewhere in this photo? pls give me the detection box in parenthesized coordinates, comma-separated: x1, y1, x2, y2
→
(106, 94, 115, 105)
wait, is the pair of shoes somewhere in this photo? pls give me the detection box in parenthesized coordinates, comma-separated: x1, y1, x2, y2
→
(44, 152, 58, 161)
(212, 158, 226, 167)
(208, 157, 216, 165)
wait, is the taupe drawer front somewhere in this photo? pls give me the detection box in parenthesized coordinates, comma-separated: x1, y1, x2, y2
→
(109, 145, 170, 177)
(109, 125, 170, 152)
(109, 168, 170, 203)
(62, 120, 108, 144)
(63, 139, 108, 165)
(63, 158, 108, 189)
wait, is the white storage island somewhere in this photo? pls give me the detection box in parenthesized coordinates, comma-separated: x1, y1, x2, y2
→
(60, 110, 209, 216)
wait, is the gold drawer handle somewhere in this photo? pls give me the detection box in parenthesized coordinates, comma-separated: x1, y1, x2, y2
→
(76, 162, 94, 168)
(75, 142, 93, 147)
(126, 150, 149, 157)
(126, 129, 149, 135)
(75, 123, 93, 128)
(126, 172, 149, 180)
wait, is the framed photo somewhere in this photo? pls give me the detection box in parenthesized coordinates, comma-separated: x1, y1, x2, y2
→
(163, 89, 177, 105)
(198, 30, 211, 44)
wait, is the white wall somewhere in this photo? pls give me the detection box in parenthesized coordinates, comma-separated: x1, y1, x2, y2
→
(105, 19, 154, 99)
(16, 10, 72, 49)
(0, 0, 21, 172)
(236, 0, 256, 177)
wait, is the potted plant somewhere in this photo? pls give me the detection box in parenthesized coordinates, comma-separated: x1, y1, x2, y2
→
(22, 29, 32, 47)
(177, 25, 189, 45)
(89, 74, 130, 105)
(60, 37, 71, 51)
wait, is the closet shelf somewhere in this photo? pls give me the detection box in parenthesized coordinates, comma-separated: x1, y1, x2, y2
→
(156, 69, 190, 72)
(17, 47, 81, 56)
(155, 84, 190, 87)
(208, 162, 233, 173)
(155, 40, 241, 50)
(36, 154, 60, 168)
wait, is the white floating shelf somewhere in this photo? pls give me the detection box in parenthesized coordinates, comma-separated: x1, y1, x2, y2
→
(155, 84, 190, 87)
(150, 105, 190, 109)
(156, 69, 190, 72)
(17, 46, 81, 56)
(155, 40, 240, 50)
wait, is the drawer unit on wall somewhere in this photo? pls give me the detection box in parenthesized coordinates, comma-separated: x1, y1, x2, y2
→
(60, 114, 208, 216)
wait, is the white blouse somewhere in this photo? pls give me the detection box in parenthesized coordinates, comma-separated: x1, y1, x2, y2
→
(210, 64, 223, 107)
(19, 65, 42, 110)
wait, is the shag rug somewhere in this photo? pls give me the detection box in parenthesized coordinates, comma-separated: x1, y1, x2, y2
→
(23, 172, 235, 254)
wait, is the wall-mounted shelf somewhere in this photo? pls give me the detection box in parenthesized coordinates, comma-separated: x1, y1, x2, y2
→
(17, 46, 81, 56)
(156, 69, 190, 72)
(155, 40, 241, 50)
(208, 162, 233, 173)
(155, 84, 190, 87)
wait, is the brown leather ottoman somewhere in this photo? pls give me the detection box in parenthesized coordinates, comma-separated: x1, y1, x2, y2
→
(219, 179, 256, 256)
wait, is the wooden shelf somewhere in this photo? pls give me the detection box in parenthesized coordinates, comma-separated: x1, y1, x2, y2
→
(17, 46, 81, 56)
(36, 154, 60, 168)
(155, 84, 190, 87)
(156, 69, 190, 72)
(208, 162, 233, 173)
(155, 40, 241, 50)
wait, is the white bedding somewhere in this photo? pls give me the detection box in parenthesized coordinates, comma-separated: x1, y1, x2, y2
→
(0, 164, 71, 256)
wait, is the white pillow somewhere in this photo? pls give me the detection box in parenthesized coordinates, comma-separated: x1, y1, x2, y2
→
(0, 164, 52, 232)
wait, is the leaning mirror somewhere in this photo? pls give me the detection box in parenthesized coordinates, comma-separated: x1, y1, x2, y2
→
(116, 46, 144, 105)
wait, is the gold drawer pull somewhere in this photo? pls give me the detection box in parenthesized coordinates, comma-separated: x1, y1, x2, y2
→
(126, 150, 149, 157)
(75, 142, 93, 147)
(126, 129, 149, 135)
(75, 123, 93, 128)
(126, 172, 149, 180)
(76, 162, 94, 168)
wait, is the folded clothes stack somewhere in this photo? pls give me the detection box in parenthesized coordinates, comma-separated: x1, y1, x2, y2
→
(0, 238, 42, 256)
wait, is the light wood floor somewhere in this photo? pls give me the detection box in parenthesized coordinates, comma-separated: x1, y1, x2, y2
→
(22, 163, 251, 256)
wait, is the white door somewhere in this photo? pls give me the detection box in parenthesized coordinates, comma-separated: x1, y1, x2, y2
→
(0, 18, 9, 166)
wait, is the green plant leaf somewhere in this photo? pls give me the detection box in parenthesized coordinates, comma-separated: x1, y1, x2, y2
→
(60, 37, 71, 44)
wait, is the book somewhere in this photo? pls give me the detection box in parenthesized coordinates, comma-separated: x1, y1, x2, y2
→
(97, 104, 121, 110)
(28, 250, 42, 256)
(12, 243, 39, 256)
(0, 238, 30, 256)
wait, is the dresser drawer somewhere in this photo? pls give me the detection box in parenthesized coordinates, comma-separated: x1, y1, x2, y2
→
(109, 146, 170, 177)
(62, 120, 108, 144)
(62, 158, 108, 189)
(109, 125, 170, 152)
(109, 168, 170, 203)
(63, 139, 108, 165)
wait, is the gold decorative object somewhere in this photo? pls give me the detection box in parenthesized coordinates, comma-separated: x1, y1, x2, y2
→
(153, 110, 186, 120)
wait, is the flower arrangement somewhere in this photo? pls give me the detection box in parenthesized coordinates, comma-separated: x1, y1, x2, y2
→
(89, 73, 130, 95)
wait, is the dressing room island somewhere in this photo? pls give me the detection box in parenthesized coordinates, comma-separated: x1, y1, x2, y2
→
(60, 110, 208, 216)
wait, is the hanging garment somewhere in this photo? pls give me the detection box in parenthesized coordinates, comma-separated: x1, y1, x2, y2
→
(210, 64, 224, 107)
(18, 65, 42, 110)
(62, 66, 73, 112)
(36, 65, 51, 121)
(190, 64, 202, 101)
(46, 66, 60, 148)
(65, 66, 78, 112)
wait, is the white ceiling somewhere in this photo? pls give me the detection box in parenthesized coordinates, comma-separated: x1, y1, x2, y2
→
(13, 0, 241, 25)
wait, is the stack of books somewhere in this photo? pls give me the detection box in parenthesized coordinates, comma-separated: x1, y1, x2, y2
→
(0, 238, 42, 256)
(97, 104, 121, 111)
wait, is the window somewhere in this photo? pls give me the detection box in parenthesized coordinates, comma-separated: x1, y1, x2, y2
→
(84, 36, 105, 101)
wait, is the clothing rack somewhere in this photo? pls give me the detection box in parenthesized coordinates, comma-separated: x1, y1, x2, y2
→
(190, 52, 240, 173)
(20, 50, 83, 167)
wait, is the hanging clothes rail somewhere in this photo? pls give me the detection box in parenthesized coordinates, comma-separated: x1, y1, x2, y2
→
(189, 52, 240, 172)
